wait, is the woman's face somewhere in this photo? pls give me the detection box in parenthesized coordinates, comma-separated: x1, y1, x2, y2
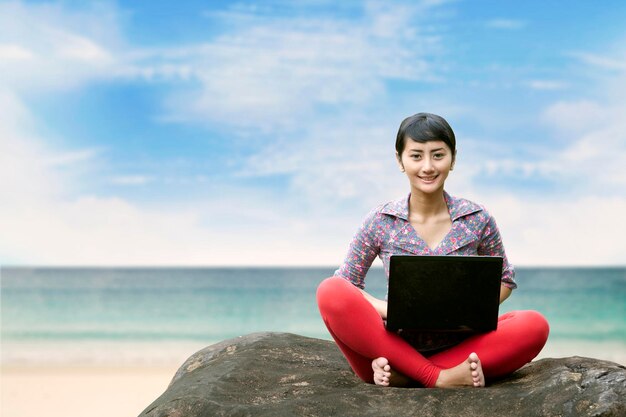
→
(397, 140, 455, 195)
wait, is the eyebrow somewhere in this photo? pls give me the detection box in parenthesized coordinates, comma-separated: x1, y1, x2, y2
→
(409, 147, 446, 153)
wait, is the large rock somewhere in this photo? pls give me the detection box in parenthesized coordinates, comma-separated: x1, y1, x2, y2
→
(140, 332, 626, 417)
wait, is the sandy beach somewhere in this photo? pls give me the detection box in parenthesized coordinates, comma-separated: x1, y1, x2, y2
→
(1, 340, 205, 417)
(1, 365, 177, 417)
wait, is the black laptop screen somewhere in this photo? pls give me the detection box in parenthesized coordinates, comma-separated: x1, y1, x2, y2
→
(386, 255, 502, 333)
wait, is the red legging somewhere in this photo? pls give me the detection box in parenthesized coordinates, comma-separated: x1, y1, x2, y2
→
(316, 277, 549, 387)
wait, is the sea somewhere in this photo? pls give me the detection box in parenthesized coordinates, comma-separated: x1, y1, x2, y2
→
(1, 267, 625, 367)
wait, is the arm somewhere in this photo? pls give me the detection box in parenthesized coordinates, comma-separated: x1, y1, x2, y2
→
(478, 213, 518, 291)
(499, 284, 512, 304)
(335, 210, 386, 316)
(335, 209, 381, 289)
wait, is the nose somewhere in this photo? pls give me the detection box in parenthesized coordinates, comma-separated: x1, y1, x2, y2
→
(422, 158, 435, 172)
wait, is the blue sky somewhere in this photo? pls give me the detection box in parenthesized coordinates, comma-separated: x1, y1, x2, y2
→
(1, 0, 625, 266)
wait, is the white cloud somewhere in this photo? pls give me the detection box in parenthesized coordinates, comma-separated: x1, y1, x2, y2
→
(542, 100, 610, 134)
(526, 80, 568, 91)
(0, 170, 353, 266)
(464, 118, 626, 193)
(541, 96, 626, 191)
(477, 48, 626, 266)
(54, 30, 112, 62)
(483, 194, 626, 266)
(0, 92, 67, 203)
(236, 116, 409, 209)
(0, 105, 336, 266)
(486, 19, 526, 30)
(134, 4, 446, 131)
(569, 51, 626, 71)
(469, 43, 626, 196)
(0, 2, 120, 92)
(109, 176, 155, 186)
(0, 44, 34, 60)
(0, 82, 353, 266)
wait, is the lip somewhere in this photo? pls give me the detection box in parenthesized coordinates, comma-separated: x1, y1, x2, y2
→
(418, 175, 438, 183)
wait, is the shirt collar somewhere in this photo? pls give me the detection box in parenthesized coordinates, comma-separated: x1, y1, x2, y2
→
(380, 191, 483, 222)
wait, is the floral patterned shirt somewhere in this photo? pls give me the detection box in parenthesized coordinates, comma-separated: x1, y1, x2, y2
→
(335, 191, 516, 291)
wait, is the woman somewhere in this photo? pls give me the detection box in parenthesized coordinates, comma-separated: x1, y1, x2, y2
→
(316, 113, 549, 388)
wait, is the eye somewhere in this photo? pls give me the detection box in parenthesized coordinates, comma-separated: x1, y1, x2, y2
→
(410, 154, 421, 160)
(433, 153, 445, 159)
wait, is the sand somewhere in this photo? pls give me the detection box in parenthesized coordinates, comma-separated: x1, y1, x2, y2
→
(1, 365, 177, 417)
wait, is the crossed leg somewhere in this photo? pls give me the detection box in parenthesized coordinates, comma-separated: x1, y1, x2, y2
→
(317, 277, 549, 388)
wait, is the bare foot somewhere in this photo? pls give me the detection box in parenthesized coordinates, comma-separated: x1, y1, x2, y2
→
(372, 357, 412, 387)
(435, 352, 485, 388)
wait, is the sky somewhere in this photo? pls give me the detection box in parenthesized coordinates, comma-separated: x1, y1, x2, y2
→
(1, 0, 625, 267)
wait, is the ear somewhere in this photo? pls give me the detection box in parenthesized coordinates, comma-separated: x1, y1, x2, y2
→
(396, 152, 405, 172)
(450, 151, 456, 171)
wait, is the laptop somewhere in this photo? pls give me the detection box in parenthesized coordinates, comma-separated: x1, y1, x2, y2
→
(386, 255, 503, 333)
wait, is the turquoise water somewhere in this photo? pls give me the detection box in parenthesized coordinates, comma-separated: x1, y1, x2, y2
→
(1, 267, 625, 363)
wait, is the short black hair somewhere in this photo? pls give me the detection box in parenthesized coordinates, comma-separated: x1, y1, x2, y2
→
(395, 113, 456, 158)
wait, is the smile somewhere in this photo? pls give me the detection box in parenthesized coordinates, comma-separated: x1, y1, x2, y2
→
(418, 175, 438, 182)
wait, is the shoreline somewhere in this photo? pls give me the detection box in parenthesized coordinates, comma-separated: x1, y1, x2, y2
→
(2, 337, 625, 367)
(535, 339, 626, 366)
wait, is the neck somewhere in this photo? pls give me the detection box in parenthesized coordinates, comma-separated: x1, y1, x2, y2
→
(409, 189, 448, 218)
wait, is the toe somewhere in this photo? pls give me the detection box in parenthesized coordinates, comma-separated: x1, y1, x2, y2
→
(373, 357, 388, 370)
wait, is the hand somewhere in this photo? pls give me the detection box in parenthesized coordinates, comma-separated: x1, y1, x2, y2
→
(359, 289, 388, 320)
(499, 285, 512, 304)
